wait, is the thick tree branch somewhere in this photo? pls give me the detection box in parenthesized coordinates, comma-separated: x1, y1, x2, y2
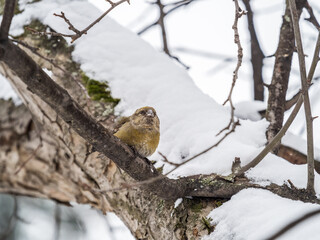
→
(0, 40, 182, 200)
(266, 0, 305, 150)
(0, 0, 16, 40)
(1, 39, 319, 203)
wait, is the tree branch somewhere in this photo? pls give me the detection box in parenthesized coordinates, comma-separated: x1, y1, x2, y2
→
(219, 0, 246, 134)
(243, 0, 265, 101)
(236, 31, 320, 177)
(266, 209, 320, 240)
(0, 0, 16, 40)
(1, 38, 319, 203)
(0, 40, 181, 199)
(289, 0, 315, 194)
(27, 0, 130, 43)
(265, 0, 305, 149)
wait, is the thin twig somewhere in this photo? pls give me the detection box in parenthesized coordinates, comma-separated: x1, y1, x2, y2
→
(285, 90, 302, 111)
(289, 0, 315, 194)
(236, 29, 320, 178)
(146, 0, 190, 69)
(218, 0, 246, 135)
(15, 142, 43, 174)
(84, 120, 239, 194)
(236, 95, 304, 176)
(137, 0, 200, 35)
(304, 1, 320, 30)
(158, 151, 179, 167)
(157, 0, 169, 55)
(0, 0, 16, 40)
(27, 0, 130, 43)
(266, 209, 320, 240)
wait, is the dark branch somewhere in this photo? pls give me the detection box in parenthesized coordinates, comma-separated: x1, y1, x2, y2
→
(243, 0, 265, 101)
(0, 40, 179, 199)
(304, 1, 320, 30)
(1, 39, 319, 202)
(27, 0, 130, 43)
(0, 0, 16, 40)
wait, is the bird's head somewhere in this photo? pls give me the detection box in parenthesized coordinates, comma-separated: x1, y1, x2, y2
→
(130, 106, 160, 132)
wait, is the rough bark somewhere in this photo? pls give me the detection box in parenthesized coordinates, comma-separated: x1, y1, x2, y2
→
(266, 0, 306, 151)
(0, 22, 228, 239)
(0, 4, 319, 239)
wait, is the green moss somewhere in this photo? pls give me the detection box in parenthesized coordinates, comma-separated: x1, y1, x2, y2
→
(10, 19, 119, 115)
(199, 176, 215, 185)
(156, 199, 165, 214)
(214, 200, 223, 208)
(156, 165, 164, 174)
(202, 217, 214, 234)
(190, 203, 203, 213)
(81, 73, 120, 104)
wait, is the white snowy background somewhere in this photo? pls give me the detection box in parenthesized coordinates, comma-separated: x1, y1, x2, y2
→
(1, 0, 320, 239)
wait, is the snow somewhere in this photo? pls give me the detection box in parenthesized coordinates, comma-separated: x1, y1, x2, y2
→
(0, 74, 21, 104)
(14, 196, 134, 240)
(203, 189, 320, 240)
(234, 101, 266, 121)
(2, 0, 319, 187)
(0, 0, 319, 239)
(174, 198, 183, 209)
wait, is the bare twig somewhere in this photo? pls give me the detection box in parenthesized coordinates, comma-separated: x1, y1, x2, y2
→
(148, 0, 190, 69)
(158, 151, 179, 167)
(236, 95, 304, 176)
(11, 39, 90, 99)
(137, 0, 200, 35)
(236, 27, 320, 178)
(289, 0, 315, 194)
(15, 141, 43, 174)
(304, 1, 320, 30)
(285, 90, 302, 111)
(266, 209, 320, 240)
(0, 0, 16, 40)
(218, 0, 246, 135)
(84, 120, 240, 195)
(137, 0, 200, 68)
(27, 0, 130, 43)
(156, 0, 169, 55)
(164, 120, 240, 176)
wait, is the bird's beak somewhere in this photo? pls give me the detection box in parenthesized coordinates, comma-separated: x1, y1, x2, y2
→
(146, 109, 154, 117)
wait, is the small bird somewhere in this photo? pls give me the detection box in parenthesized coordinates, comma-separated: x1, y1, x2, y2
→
(114, 107, 160, 157)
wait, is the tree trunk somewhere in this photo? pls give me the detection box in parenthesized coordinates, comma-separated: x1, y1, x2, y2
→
(266, 0, 306, 151)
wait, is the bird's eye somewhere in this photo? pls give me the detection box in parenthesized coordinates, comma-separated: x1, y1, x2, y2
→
(139, 110, 146, 115)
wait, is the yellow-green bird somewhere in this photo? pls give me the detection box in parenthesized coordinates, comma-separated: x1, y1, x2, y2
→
(114, 107, 160, 157)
